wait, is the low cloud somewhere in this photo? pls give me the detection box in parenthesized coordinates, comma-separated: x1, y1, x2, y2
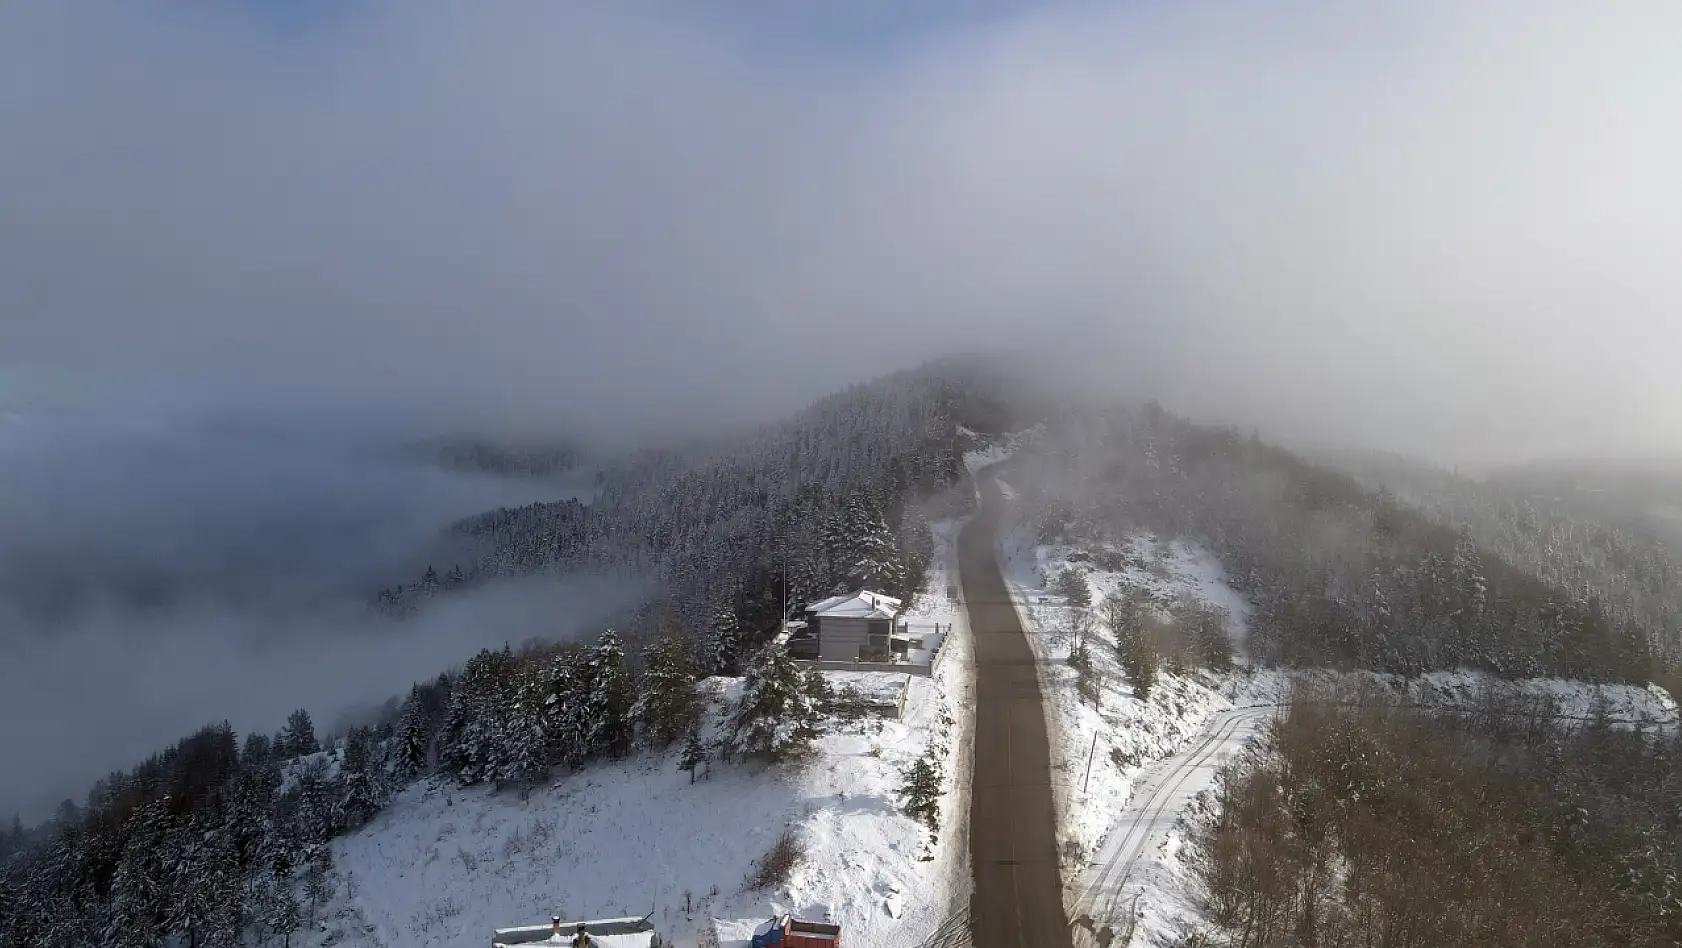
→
(0, 574, 638, 822)
(0, 411, 633, 821)
(3, 0, 1681, 815)
(0, 2, 1677, 461)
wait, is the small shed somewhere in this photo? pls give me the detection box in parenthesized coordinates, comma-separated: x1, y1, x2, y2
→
(804, 590, 903, 662)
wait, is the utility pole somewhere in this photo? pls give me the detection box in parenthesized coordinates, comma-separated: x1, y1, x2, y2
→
(1083, 732, 1099, 793)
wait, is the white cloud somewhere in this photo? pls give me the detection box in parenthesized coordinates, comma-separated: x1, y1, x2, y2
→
(4, 2, 1680, 460)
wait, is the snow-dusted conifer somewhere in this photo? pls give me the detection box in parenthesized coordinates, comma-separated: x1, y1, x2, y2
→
(900, 750, 943, 830)
(336, 727, 385, 830)
(728, 642, 824, 761)
(105, 801, 172, 948)
(637, 635, 702, 748)
(393, 685, 433, 779)
(709, 607, 742, 675)
(279, 709, 318, 758)
(582, 631, 635, 758)
(679, 728, 709, 784)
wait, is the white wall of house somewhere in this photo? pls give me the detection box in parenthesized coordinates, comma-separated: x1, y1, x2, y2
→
(817, 615, 870, 660)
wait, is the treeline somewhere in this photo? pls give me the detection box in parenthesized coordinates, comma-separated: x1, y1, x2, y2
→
(414, 437, 582, 479)
(1016, 404, 1653, 682)
(0, 632, 838, 948)
(0, 709, 376, 948)
(1181, 686, 1682, 947)
(376, 362, 1003, 655)
(1335, 451, 1682, 661)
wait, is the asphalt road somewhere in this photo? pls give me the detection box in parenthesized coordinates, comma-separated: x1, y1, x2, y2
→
(962, 474, 1073, 948)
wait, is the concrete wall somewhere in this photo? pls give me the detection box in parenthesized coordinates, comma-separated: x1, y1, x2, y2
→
(816, 615, 870, 660)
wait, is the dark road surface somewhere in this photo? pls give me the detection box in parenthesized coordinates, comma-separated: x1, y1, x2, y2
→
(962, 474, 1072, 948)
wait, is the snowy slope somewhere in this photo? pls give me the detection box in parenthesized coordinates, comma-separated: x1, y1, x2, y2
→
(1000, 516, 1681, 946)
(308, 519, 975, 948)
(998, 523, 1255, 863)
(960, 425, 1040, 474)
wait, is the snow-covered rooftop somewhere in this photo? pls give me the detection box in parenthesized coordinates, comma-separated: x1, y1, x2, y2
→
(805, 589, 903, 620)
(492, 916, 655, 947)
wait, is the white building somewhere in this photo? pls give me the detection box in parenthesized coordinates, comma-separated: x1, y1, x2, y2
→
(801, 589, 903, 662)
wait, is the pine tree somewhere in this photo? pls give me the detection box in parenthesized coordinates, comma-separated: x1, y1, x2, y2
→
(710, 607, 742, 675)
(900, 750, 944, 831)
(583, 631, 635, 759)
(1121, 632, 1159, 703)
(1055, 567, 1091, 609)
(441, 648, 516, 784)
(240, 733, 272, 770)
(846, 500, 904, 592)
(679, 728, 709, 784)
(495, 663, 551, 786)
(637, 636, 703, 748)
(542, 650, 590, 771)
(728, 642, 824, 761)
(279, 709, 318, 758)
(167, 815, 241, 948)
(288, 764, 335, 847)
(393, 685, 434, 779)
(301, 844, 335, 927)
(252, 844, 301, 948)
(335, 727, 385, 831)
(105, 801, 172, 948)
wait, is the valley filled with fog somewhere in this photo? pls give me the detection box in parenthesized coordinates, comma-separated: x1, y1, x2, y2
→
(0, 410, 626, 821)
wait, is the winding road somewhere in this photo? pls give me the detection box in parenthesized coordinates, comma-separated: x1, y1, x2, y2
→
(960, 474, 1072, 948)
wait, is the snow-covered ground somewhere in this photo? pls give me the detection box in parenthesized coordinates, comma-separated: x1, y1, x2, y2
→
(997, 522, 1258, 945)
(960, 425, 1039, 474)
(995, 511, 1681, 946)
(1219, 665, 1677, 724)
(998, 523, 1255, 864)
(309, 519, 975, 948)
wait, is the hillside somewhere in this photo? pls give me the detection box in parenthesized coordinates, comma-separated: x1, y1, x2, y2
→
(1006, 404, 1658, 682)
(319, 521, 971, 948)
(375, 359, 1033, 648)
(984, 467, 1676, 945)
(7, 376, 1680, 948)
(1326, 450, 1682, 663)
(0, 364, 1013, 948)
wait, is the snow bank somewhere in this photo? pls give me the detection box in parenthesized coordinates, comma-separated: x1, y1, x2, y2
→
(314, 520, 974, 948)
(1221, 666, 1677, 725)
(998, 528, 1254, 864)
(960, 425, 1041, 474)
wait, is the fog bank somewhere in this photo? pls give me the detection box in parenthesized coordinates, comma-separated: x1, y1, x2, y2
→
(0, 1, 1678, 462)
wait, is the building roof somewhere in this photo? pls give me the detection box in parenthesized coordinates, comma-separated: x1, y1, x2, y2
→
(805, 589, 903, 620)
(493, 916, 656, 947)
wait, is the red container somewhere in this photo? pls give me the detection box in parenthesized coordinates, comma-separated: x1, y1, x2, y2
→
(782, 917, 841, 948)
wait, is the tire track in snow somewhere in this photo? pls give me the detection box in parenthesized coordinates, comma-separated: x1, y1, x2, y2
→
(1070, 707, 1272, 939)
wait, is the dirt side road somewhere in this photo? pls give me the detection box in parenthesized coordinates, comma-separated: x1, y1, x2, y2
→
(961, 474, 1072, 948)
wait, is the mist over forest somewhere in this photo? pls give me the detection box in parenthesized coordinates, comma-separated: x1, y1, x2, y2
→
(0, 411, 629, 821)
(3, 0, 1682, 899)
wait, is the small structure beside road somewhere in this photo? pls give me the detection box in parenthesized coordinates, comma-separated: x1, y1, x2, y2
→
(492, 914, 658, 947)
(789, 589, 950, 675)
